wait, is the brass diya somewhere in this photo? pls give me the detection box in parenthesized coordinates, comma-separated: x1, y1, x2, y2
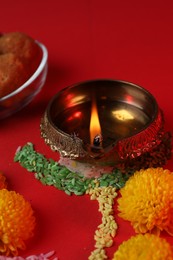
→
(41, 79, 172, 174)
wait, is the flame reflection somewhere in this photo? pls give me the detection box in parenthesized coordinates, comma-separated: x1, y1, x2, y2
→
(66, 94, 86, 107)
(112, 109, 134, 121)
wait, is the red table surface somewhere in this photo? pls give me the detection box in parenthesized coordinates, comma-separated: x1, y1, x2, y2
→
(1, 1, 173, 259)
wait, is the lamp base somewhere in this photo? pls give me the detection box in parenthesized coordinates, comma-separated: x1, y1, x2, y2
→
(59, 131, 172, 178)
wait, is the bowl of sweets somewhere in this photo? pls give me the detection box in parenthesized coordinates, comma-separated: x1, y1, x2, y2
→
(0, 32, 48, 119)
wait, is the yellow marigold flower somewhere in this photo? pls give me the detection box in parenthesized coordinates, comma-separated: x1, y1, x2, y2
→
(118, 168, 173, 235)
(112, 234, 173, 260)
(0, 189, 36, 256)
(0, 172, 7, 190)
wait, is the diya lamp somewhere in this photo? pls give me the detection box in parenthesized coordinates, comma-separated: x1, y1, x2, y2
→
(40, 79, 172, 178)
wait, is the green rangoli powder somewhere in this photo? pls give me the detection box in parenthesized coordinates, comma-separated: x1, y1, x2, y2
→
(14, 143, 132, 195)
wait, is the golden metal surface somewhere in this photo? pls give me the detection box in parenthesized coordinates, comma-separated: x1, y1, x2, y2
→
(40, 79, 165, 166)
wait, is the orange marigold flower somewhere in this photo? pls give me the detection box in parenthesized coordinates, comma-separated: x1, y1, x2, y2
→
(0, 189, 36, 256)
(118, 167, 173, 235)
(0, 172, 7, 190)
(112, 234, 173, 260)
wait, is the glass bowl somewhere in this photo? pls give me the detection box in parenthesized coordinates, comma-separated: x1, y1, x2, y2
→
(0, 41, 48, 119)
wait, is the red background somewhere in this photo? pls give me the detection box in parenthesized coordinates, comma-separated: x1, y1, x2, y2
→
(1, 1, 173, 259)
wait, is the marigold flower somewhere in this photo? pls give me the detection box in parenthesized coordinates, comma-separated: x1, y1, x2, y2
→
(0, 172, 7, 190)
(0, 189, 36, 256)
(118, 168, 173, 235)
(113, 233, 173, 260)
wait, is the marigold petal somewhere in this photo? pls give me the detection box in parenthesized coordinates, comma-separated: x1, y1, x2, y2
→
(118, 168, 173, 235)
(0, 189, 36, 256)
(113, 234, 173, 260)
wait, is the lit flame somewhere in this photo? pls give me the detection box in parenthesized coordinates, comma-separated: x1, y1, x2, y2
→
(90, 98, 102, 145)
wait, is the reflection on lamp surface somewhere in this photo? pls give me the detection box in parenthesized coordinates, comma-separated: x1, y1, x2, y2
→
(112, 109, 134, 121)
